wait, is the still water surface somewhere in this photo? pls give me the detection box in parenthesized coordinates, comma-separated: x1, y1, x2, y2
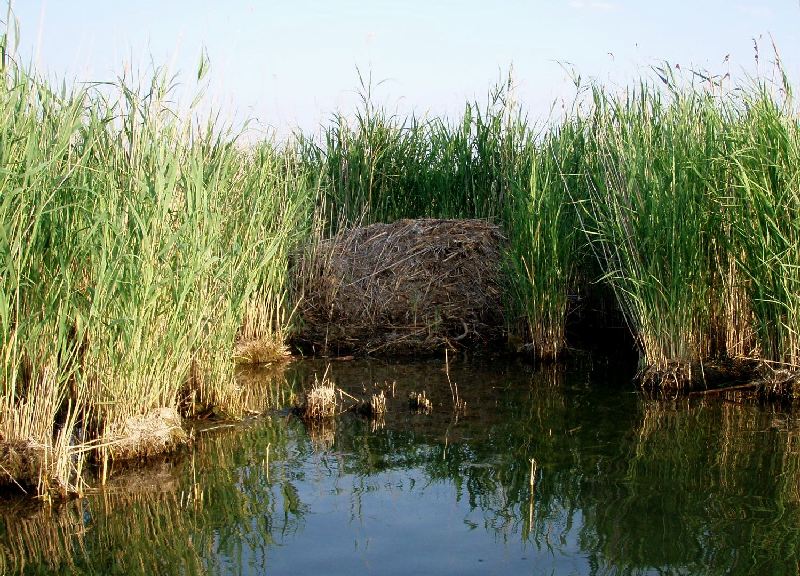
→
(2, 357, 799, 575)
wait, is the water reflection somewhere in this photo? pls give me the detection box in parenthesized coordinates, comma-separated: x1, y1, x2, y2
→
(1, 358, 798, 575)
(585, 398, 800, 575)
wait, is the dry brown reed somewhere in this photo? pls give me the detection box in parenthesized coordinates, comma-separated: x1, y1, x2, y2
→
(297, 370, 339, 420)
(445, 350, 466, 414)
(756, 364, 800, 400)
(353, 390, 387, 418)
(233, 338, 291, 365)
(101, 407, 187, 461)
(369, 391, 387, 416)
(294, 218, 505, 355)
(408, 391, 433, 414)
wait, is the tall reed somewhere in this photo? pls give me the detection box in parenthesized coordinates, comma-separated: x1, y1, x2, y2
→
(300, 75, 528, 227)
(578, 78, 732, 383)
(301, 76, 581, 358)
(726, 82, 800, 367)
(0, 30, 313, 493)
(503, 119, 584, 360)
(4, 19, 800, 497)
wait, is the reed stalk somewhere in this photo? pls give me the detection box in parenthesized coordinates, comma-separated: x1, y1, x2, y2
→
(0, 29, 312, 493)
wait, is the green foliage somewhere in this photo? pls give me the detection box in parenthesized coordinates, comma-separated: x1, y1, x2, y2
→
(578, 81, 730, 375)
(3, 23, 800, 495)
(0, 36, 315, 493)
(726, 84, 800, 365)
(503, 120, 585, 360)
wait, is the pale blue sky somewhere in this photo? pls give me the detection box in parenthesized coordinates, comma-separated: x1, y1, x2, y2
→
(10, 1, 800, 136)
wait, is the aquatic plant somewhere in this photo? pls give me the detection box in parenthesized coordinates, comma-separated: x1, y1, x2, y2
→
(0, 30, 314, 493)
(298, 370, 338, 420)
(578, 77, 735, 385)
(4, 12, 800, 498)
(726, 81, 800, 370)
(503, 119, 585, 360)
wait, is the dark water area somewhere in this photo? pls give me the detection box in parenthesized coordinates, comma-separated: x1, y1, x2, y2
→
(2, 356, 800, 575)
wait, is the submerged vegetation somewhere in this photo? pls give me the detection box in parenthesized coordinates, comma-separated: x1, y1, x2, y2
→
(1, 19, 800, 495)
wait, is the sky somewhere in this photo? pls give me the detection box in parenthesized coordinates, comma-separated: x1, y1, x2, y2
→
(9, 1, 800, 137)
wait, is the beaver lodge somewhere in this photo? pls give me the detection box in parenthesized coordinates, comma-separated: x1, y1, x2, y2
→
(294, 219, 505, 356)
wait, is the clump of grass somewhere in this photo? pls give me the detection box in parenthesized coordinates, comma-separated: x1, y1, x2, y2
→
(103, 407, 187, 461)
(233, 339, 291, 366)
(503, 120, 584, 361)
(578, 74, 733, 385)
(409, 391, 433, 414)
(757, 364, 800, 400)
(370, 391, 387, 415)
(726, 80, 800, 369)
(0, 26, 314, 494)
(353, 390, 387, 418)
(298, 372, 338, 420)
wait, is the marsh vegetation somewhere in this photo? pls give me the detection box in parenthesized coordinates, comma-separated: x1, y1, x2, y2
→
(1, 20, 799, 497)
(3, 359, 800, 575)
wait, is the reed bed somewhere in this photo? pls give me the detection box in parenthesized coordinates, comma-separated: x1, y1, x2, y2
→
(0, 32, 314, 494)
(302, 67, 800, 389)
(576, 70, 800, 388)
(300, 77, 582, 360)
(502, 120, 585, 360)
(3, 19, 800, 497)
(726, 82, 800, 369)
(579, 80, 730, 383)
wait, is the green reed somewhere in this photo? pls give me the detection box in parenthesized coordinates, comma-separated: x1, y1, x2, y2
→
(296, 69, 798, 375)
(0, 31, 314, 493)
(575, 70, 800, 383)
(4, 19, 800, 498)
(503, 119, 584, 360)
(300, 74, 528, 227)
(300, 75, 581, 358)
(725, 82, 800, 367)
(578, 78, 733, 383)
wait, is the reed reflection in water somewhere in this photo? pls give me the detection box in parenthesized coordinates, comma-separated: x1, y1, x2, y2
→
(1, 358, 799, 575)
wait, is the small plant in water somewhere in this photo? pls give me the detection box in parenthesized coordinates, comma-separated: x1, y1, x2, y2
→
(300, 372, 338, 420)
(355, 391, 386, 418)
(445, 350, 466, 415)
(408, 391, 433, 414)
(371, 391, 387, 415)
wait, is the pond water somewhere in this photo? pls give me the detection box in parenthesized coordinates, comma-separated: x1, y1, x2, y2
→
(2, 356, 799, 575)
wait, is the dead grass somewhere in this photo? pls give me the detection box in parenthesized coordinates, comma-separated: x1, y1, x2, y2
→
(369, 391, 387, 416)
(233, 338, 291, 365)
(639, 357, 761, 390)
(354, 391, 387, 419)
(294, 218, 505, 355)
(297, 372, 338, 420)
(409, 391, 433, 414)
(757, 363, 800, 400)
(102, 407, 187, 461)
(0, 442, 47, 492)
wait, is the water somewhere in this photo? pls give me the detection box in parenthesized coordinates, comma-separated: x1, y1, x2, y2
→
(2, 357, 799, 575)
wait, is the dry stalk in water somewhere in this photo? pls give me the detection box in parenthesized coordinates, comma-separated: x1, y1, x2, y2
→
(445, 349, 466, 414)
(408, 391, 433, 414)
(298, 366, 341, 420)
